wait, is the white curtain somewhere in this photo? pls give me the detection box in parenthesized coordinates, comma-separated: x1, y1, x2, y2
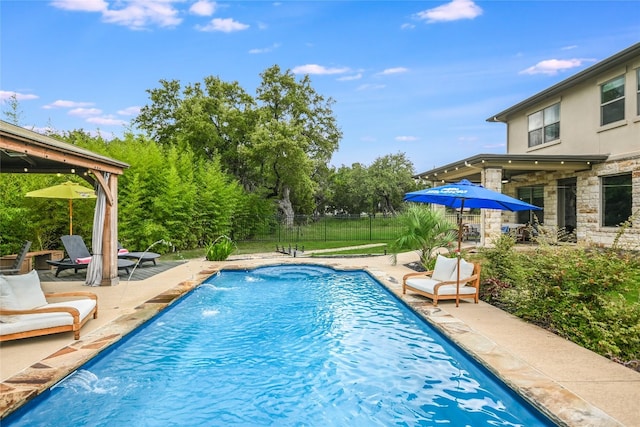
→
(85, 173, 109, 286)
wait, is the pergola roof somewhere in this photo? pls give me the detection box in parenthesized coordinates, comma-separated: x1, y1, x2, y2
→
(414, 153, 609, 184)
(0, 121, 128, 176)
(1, 120, 129, 285)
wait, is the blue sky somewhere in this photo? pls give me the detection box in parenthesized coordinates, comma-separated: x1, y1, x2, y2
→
(1, 1, 639, 173)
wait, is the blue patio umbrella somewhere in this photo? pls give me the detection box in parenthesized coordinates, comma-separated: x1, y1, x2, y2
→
(404, 179, 542, 306)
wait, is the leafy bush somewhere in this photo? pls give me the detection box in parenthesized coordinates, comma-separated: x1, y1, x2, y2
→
(205, 236, 236, 261)
(478, 242, 640, 370)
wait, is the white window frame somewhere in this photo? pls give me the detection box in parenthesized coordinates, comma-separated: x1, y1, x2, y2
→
(636, 68, 640, 116)
(600, 75, 625, 126)
(527, 103, 560, 148)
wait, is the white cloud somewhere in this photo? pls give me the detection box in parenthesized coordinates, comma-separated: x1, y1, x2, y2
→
(190, 0, 216, 16)
(356, 84, 385, 91)
(102, 2, 182, 29)
(395, 135, 419, 142)
(337, 73, 362, 81)
(292, 64, 350, 75)
(401, 23, 415, 30)
(69, 107, 102, 117)
(416, 0, 482, 23)
(86, 116, 127, 126)
(50, 0, 108, 12)
(519, 58, 588, 75)
(378, 67, 408, 75)
(52, 0, 182, 29)
(117, 106, 141, 116)
(197, 18, 249, 32)
(0, 91, 39, 102)
(43, 100, 94, 109)
(248, 43, 281, 54)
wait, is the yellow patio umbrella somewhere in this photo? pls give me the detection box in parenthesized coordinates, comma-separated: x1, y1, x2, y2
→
(25, 181, 97, 235)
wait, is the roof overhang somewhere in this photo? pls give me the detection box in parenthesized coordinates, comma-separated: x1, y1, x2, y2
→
(0, 121, 129, 176)
(413, 153, 609, 184)
(487, 42, 640, 123)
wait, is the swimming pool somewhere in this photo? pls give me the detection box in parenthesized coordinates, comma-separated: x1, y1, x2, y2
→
(4, 265, 554, 426)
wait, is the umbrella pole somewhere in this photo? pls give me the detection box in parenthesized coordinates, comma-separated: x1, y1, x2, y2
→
(456, 200, 465, 307)
(69, 199, 73, 235)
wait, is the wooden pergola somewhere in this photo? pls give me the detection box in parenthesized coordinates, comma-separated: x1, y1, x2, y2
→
(0, 120, 129, 285)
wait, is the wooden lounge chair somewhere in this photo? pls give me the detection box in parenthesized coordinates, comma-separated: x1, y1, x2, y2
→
(47, 235, 135, 277)
(0, 241, 32, 275)
(0, 270, 98, 341)
(402, 255, 481, 306)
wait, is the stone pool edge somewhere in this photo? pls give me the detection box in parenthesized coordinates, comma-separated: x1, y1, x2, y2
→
(0, 261, 624, 426)
(0, 267, 217, 419)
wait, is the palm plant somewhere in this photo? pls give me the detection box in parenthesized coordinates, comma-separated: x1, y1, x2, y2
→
(389, 204, 457, 269)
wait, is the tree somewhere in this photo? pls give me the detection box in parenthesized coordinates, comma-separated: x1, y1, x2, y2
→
(133, 67, 342, 223)
(329, 163, 372, 215)
(2, 93, 24, 126)
(247, 65, 341, 224)
(368, 152, 417, 216)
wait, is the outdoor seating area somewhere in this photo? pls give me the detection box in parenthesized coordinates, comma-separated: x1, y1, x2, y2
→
(0, 270, 98, 341)
(46, 235, 135, 277)
(402, 254, 481, 306)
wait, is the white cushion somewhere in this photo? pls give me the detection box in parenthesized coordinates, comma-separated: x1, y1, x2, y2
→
(449, 258, 475, 282)
(2, 270, 47, 310)
(406, 278, 477, 296)
(0, 299, 96, 336)
(0, 276, 19, 322)
(432, 255, 458, 281)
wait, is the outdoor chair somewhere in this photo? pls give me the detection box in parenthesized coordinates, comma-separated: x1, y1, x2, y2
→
(47, 235, 135, 277)
(117, 243, 161, 266)
(0, 241, 32, 275)
(402, 255, 481, 306)
(0, 270, 98, 341)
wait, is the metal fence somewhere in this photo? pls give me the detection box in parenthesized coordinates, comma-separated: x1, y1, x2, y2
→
(233, 213, 481, 243)
(233, 214, 404, 242)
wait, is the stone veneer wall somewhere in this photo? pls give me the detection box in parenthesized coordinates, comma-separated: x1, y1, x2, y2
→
(500, 154, 640, 249)
(481, 168, 503, 247)
(578, 155, 640, 248)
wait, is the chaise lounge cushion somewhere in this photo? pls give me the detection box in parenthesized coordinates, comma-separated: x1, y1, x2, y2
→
(0, 299, 97, 335)
(432, 255, 458, 281)
(0, 270, 48, 322)
(404, 277, 478, 296)
(449, 258, 475, 282)
(0, 270, 98, 340)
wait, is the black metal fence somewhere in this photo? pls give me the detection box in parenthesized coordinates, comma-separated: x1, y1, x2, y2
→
(233, 214, 405, 242)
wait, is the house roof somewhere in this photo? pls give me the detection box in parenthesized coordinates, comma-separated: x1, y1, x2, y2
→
(0, 120, 129, 176)
(413, 153, 609, 184)
(487, 42, 640, 123)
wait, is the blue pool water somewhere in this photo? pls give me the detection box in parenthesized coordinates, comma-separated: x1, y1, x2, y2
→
(5, 265, 554, 426)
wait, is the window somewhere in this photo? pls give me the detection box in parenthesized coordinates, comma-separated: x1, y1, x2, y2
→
(601, 75, 625, 125)
(636, 69, 640, 116)
(602, 174, 632, 227)
(528, 103, 560, 147)
(516, 186, 544, 224)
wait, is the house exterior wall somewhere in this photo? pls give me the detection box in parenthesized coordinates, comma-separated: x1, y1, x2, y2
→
(502, 157, 640, 249)
(500, 49, 640, 248)
(506, 57, 640, 157)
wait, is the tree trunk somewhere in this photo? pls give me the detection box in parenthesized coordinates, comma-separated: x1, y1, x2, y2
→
(278, 186, 295, 228)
